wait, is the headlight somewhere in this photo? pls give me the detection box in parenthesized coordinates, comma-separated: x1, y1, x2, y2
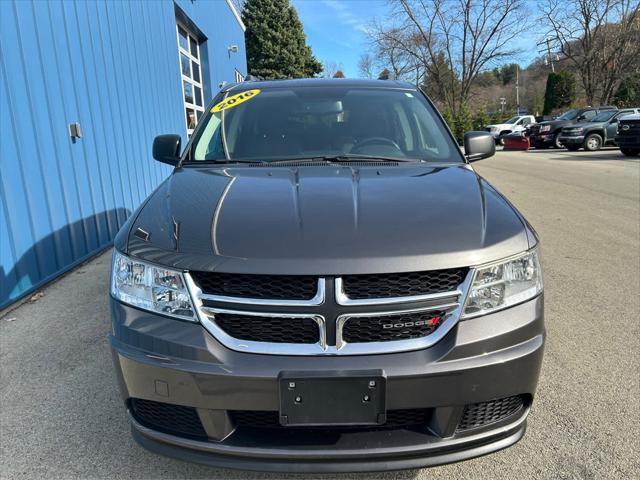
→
(540, 125, 551, 132)
(462, 249, 543, 318)
(111, 251, 197, 321)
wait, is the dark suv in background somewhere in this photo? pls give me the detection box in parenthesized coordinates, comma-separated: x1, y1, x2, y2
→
(615, 113, 640, 156)
(109, 79, 544, 472)
(559, 108, 639, 151)
(529, 106, 617, 149)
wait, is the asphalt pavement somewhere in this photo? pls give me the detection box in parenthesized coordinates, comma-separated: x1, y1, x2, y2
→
(1, 147, 639, 480)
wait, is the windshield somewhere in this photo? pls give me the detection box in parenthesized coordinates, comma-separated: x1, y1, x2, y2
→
(189, 86, 458, 163)
(505, 116, 520, 124)
(591, 110, 617, 122)
(557, 109, 579, 120)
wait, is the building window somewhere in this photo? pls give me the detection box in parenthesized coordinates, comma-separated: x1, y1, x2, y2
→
(235, 69, 244, 83)
(176, 23, 204, 135)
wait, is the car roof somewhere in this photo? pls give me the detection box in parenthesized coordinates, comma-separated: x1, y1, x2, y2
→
(223, 77, 417, 93)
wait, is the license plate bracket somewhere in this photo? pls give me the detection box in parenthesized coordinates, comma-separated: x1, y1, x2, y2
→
(278, 370, 386, 427)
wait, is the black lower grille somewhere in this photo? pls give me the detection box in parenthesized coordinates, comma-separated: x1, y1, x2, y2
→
(230, 409, 431, 429)
(341, 268, 467, 299)
(214, 312, 320, 343)
(342, 310, 446, 343)
(190, 272, 318, 300)
(129, 398, 207, 440)
(456, 395, 525, 431)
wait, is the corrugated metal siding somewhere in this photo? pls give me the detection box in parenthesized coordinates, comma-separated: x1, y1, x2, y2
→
(0, 0, 246, 308)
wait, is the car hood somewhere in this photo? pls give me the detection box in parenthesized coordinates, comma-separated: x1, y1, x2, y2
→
(486, 123, 514, 129)
(536, 119, 568, 129)
(562, 121, 606, 130)
(120, 164, 533, 275)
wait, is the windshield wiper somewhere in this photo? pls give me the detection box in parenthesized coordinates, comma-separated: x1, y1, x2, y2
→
(266, 155, 421, 165)
(191, 159, 268, 165)
(320, 155, 420, 163)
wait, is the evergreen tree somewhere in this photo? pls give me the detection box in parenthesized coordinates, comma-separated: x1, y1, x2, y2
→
(453, 103, 473, 145)
(613, 74, 640, 107)
(473, 104, 490, 131)
(242, 0, 322, 79)
(543, 72, 576, 115)
(440, 108, 454, 132)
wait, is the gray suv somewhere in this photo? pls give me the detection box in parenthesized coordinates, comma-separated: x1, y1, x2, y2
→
(110, 79, 544, 472)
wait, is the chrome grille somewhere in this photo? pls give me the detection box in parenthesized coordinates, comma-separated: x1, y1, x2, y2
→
(190, 272, 317, 301)
(341, 309, 447, 343)
(214, 312, 320, 344)
(185, 269, 472, 356)
(339, 268, 467, 300)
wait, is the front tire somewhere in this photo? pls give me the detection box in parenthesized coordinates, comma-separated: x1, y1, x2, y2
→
(620, 148, 640, 157)
(583, 133, 602, 152)
(553, 133, 563, 149)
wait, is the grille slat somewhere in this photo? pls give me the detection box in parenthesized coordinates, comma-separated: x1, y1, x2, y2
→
(214, 312, 320, 344)
(129, 398, 207, 440)
(191, 272, 317, 300)
(342, 310, 446, 343)
(456, 395, 525, 431)
(230, 409, 430, 429)
(341, 269, 467, 300)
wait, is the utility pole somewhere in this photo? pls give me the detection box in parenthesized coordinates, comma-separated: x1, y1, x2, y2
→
(537, 39, 557, 73)
(516, 65, 520, 114)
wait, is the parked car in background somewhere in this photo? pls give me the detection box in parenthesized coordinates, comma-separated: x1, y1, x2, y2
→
(529, 106, 617, 149)
(485, 115, 536, 144)
(559, 108, 640, 151)
(615, 113, 640, 156)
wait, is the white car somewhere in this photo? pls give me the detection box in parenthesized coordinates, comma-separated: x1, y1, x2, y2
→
(485, 115, 536, 144)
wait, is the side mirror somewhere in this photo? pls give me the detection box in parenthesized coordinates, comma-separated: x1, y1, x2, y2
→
(464, 131, 495, 162)
(153, 134, 181, 166)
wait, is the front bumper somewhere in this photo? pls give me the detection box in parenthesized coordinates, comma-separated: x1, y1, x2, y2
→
(530, 133, 555, 147)
(110, 295, 544, 472)
(615, 135, 640, 149)
(558, 134, 585, 146)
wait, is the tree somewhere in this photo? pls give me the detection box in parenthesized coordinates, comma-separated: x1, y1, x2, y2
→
(613, 73, 640, 106)
(473, 104, 491, 130)
(540, 0, 640, 104)
(333, 70, 346, 78)
(453, 103, 474, 145)
(242, 0, 322, 79)
(370, 0, 528, 117)
(543, 71, 576, 114)
(358, 53, 375, 79)
(494, 64, 519, 85)
(378, 68, 392, 80)
(322, 60, 343, 78)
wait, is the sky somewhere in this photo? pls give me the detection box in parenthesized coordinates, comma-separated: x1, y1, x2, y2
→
(292, 0, 389, 78)
(291, 0, 541, 78)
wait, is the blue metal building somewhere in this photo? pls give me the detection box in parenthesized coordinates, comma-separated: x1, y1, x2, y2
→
(0, 0, 247, 308)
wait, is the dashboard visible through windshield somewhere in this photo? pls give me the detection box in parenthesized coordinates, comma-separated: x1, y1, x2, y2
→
(188, 86, 459, 163)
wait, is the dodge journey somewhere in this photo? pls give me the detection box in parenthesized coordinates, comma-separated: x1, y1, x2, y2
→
(109, 78, 544, 472)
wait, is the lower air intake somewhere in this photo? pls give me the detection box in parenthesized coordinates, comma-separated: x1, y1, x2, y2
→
(456, 395, 526, 431)
(129, 398, 207, 440)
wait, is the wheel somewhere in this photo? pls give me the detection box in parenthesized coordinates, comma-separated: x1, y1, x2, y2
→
(553, 133, 563, 149)
(620, 148, 640, 156)
(565, 145, 580, 151)
(583, 133, 602, 151)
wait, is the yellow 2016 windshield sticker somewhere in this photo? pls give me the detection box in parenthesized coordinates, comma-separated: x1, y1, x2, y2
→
(211, 89, 261, 113)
